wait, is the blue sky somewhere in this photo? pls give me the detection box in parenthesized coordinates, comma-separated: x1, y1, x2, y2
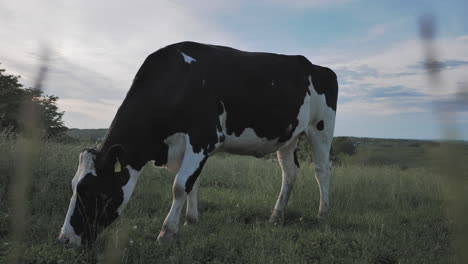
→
(1, 0, 467, 140)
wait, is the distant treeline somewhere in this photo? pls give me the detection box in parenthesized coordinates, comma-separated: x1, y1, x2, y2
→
(65, 129, 464, 169)
(66, 128, 108, 143)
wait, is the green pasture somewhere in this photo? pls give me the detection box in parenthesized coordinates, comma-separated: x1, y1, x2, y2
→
(0, 134, 461, 263)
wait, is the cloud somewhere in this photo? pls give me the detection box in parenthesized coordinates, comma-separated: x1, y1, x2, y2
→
(355, 21, 403, 43)
(409, 59, 468, 72)
(0, 0, 243, 128)
(1, 0, 357, 129)
(175, 0, 352, 11)
(442, 60, 468, 68)
(338, 98, 427, 117)
(2, 1, 467, 136)
(338, 84, 431, 118)
(366, 86, 426, 99)
(325, 32, 468, 118)
(58, 98, 119, 128)
(268, 0, 352, 8)
(335, 64, 381, 83)
(432, 84, 468, 113)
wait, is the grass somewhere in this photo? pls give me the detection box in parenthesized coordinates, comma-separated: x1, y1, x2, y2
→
(0, 136, 457, 263)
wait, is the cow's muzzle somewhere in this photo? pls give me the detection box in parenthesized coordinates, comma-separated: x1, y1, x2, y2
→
(58, 231, 82, 248)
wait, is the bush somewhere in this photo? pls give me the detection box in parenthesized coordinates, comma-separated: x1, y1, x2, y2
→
(333, 137, 357, 156)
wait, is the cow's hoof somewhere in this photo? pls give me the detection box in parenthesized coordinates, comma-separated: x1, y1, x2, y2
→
(269, 210, 284, 225)
(317, 209, 330, 219)
(157, 229, 176, 243)
(184, 215, 198, 226)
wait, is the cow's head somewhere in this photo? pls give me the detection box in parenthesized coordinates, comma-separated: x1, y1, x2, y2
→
(58, 145, 138, 248)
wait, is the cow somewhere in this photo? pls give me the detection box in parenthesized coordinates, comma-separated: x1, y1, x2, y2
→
(58, 41, 338, 248)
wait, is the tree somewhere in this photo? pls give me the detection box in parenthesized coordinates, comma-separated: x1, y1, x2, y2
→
(36, 95, 67, 137)
(0, 66, 67, 138)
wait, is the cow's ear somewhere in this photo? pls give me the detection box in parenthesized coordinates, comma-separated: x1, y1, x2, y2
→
(105, 144, 125, 172)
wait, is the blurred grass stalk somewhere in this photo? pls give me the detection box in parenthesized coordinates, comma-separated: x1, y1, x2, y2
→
(101, 225, 131, 264)
(7, 48, 49, 263)
(420, 15, 468, 262)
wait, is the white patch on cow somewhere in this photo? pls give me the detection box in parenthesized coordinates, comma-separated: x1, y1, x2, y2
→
(179, 51, 197, 64)
(215, 94, 311, 158)
(305, 75, 336, 217)
(271, 80, 275, 86)
(289, 81, 312, 139)
(117, 165, 141, 215)
(60, 150, 96, 248)
(71, 151, 97, 191)
(178, 135, 206, 176)
(212, 74, 334, 160)
(221, 128, 281, 158)
(215, 100, 227, 148)
(159, 135, 206, 240)
(218, 101, 226, 123)
(59, 193, 82, 247)
(216, 128, 224, 141)
(162, 133, 186, 173)
(307, 75, 336, 126)
(284, 74, 336, 143)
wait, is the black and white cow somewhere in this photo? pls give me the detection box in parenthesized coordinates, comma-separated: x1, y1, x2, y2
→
(58, 41, 338, 247)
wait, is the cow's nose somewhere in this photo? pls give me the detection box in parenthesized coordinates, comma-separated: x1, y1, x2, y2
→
(57, 234, 69, 245)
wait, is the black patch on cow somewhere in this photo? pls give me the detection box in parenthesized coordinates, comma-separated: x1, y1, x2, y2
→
(316, 120, 324, 131)
(293, 149, 300, 168)
(308, 64, 338, 111)
(185, 156, 208, 193)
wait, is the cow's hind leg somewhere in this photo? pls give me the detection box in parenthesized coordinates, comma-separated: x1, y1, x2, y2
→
(269, 138, 299, 224)
(306, 118, 335, 218)
(157, 138, 208, 242)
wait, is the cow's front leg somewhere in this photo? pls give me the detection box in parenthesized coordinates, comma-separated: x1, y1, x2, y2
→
(270, 138, 298, 224)
(157, 140, 207, 242)
(185, 179, 199, 225)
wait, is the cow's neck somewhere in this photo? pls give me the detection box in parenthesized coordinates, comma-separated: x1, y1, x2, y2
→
(98, 87, 171, 171)
(98, 123, 155, 171)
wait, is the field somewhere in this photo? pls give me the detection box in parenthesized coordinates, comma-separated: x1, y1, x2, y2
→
(0, 132, 465, 263)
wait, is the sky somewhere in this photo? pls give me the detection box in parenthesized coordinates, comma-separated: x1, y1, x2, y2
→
(1, 0, 467, 140)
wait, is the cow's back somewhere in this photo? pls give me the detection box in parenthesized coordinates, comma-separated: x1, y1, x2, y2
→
(101, 41, 337, 164)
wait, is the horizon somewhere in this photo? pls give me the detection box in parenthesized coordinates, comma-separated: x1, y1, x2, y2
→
(67, 127, 467, 142)
(1, 0, 467, 140)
